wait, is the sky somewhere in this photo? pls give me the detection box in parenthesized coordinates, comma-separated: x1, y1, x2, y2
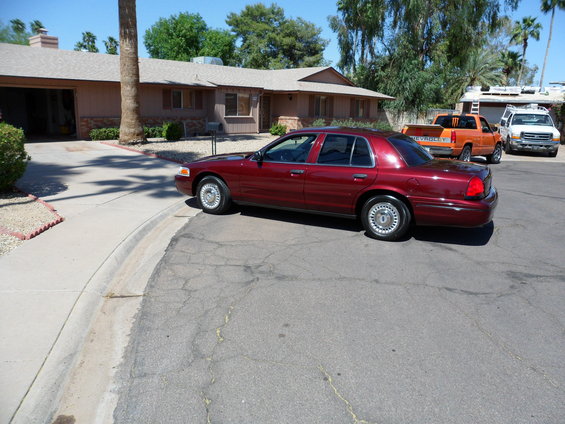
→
(1, 0, 563, 86)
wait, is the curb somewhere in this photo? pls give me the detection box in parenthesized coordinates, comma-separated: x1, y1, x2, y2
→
(12, 200, 188, 424)
(0, 190, 64, 241)
(101, 141, 185, 164)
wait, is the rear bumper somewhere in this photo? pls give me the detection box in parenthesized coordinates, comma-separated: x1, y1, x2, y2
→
(424, 146, 454, 156)
(411, 187, 498, 228)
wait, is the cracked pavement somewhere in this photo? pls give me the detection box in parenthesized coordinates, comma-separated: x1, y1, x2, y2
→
(113, 160, 565, 424)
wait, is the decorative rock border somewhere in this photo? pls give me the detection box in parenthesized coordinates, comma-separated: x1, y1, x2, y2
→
(0, 190, 64, 240)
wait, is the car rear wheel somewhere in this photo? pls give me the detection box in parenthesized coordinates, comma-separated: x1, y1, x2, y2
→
(361, 195, 411, 241)
(196, 176, 231, 214)
(487, 143, 502, 164)
(458, 145, 472, 162)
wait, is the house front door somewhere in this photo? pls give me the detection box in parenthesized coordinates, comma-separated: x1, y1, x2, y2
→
(260, 95, 271, 132)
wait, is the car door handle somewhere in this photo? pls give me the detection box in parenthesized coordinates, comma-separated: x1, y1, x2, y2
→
(290, 169, 305, 175)
(353, 173, 367, 179)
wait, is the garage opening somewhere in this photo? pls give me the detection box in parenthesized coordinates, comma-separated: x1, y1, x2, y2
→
(0, 87, 76, 139)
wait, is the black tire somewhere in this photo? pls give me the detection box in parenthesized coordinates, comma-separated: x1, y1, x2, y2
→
(361, 195, 411, 241)
(548, 149, 558, 157)
(196, 176, 231, 214)
(504, 138, 513, 154)
(458, 145, 472, 162)
(486, 143, 502, 164)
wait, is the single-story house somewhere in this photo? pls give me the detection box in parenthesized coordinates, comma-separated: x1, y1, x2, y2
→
(458, 85, 565, 124)
(0, 33, 393, 139)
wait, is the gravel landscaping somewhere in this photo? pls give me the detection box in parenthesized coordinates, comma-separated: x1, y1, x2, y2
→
(0, 134, 277, 256)
(101, 133, 276, 163)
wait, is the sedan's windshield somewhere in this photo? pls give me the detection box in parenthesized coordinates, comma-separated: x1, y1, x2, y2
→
(512, 114, 554, 126)
(387, 135, 433, 166)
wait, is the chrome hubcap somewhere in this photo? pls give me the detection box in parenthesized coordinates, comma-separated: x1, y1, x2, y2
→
(200, 183, 221, 209)
(493, 145, 501, 161)
(368, 202, 399, 234)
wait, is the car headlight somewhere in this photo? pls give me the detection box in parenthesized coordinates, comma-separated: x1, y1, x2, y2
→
(177, 166, 190, 176)
(511, 132, 521, 139)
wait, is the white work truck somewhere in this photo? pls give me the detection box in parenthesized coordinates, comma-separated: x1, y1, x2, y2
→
(499, 104, 560, 157)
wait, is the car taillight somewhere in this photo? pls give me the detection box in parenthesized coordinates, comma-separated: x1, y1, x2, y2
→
(451, 131, 456, 143)
(465, 176, 484, 198)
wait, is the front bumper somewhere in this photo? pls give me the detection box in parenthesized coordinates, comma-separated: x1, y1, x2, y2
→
(510, 139, 559, 153)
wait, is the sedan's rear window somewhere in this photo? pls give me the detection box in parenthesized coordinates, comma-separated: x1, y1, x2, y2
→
(387, 135, 433, 166)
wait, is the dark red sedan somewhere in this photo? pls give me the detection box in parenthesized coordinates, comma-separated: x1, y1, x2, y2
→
(175, 127, 497, 241)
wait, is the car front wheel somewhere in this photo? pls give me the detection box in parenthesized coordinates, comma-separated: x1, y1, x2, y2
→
(361, 195, 411, 241)
(196, 176, 231, 214)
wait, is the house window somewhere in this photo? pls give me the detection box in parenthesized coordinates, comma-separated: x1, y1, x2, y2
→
(225, 93, 250, 116)
(352, 99, 369, 118)
(315, 95, 328, 117)
(172, 90, 183, 109)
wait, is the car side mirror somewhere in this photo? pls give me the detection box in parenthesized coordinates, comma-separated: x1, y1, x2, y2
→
(253, 150, 264, 162)
(500, 119, 506, 127)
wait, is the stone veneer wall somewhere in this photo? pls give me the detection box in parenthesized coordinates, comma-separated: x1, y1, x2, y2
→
(80, 116, 206, 139)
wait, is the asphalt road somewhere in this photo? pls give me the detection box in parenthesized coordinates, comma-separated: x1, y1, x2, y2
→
(114, 159, 565, 424)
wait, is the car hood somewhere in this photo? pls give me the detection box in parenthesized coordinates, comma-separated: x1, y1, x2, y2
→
(511, 124, 559, 136)
(190, 152, 254, 164)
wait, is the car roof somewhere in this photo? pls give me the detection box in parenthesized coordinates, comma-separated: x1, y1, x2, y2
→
(291, 126, 399, 138)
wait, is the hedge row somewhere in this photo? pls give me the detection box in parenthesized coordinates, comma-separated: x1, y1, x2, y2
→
(89, 125, 175, 141)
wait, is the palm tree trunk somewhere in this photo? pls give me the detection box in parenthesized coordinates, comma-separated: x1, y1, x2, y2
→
(118, 0, 145, 144)
(539, 7, 555, 90)
(517, 42, 527, 86)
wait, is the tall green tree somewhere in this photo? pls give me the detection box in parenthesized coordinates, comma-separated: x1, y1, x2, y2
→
(539, 0, 565, 88)
(118, 0, 145, 144)
(510, 16, 542, 85)
(74, 31, 99, 52)
(199, 29, 236, 65)
(0, 18, 45, 45)
(226, 3, 328, 69)
(447, 49, 503, 102)
(330, 0, 519, 110)
(144, 12, 236, 65)
(103, 36, 119, 54)
(500, 50, 522, 84)
(30, 20, 44, 34)
(144, 12, 206, 61)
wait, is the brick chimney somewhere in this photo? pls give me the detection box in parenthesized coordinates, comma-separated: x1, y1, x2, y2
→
(29, 29, 59, 49)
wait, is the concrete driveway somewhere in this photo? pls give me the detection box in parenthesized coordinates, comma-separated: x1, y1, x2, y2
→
(110, 159, 565, 423)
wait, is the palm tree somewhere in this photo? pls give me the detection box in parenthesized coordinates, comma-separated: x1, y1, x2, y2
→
(118, 0, 145, 144)
(448, 49, 503, 103)
(30, 20, 44, 34)
(510, 17, 542, 86)
(539, 0, 565, 89)
(500, 50, 522, 85)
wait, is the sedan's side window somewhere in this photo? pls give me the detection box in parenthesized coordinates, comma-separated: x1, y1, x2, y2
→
(318, 135, 373, 167)
(263, 134, 317, 163)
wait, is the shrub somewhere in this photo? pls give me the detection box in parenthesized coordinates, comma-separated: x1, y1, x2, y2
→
(144, 126, 163, 138)
(89, 127, 120, 140)
(311, 118, 326, 127)
(330, 119, 393, 132)
(162, 121, 183, 141)
(269, 123, 287, 136)
(0, 122, 30, 192)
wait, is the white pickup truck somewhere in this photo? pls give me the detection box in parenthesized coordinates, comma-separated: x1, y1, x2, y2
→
(499, 104, 560, 157)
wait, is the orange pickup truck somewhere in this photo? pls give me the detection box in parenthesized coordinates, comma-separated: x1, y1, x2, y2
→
(401, 113, 502, 163)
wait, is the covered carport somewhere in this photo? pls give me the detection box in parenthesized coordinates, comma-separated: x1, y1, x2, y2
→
(0, 86, 76, 139)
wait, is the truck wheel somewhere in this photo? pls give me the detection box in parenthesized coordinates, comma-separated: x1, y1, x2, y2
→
(458, 145, 472, 162)
(504, 138, 513, 154)
(487, 143, 502, 164)
(549, 149, 558, 158)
